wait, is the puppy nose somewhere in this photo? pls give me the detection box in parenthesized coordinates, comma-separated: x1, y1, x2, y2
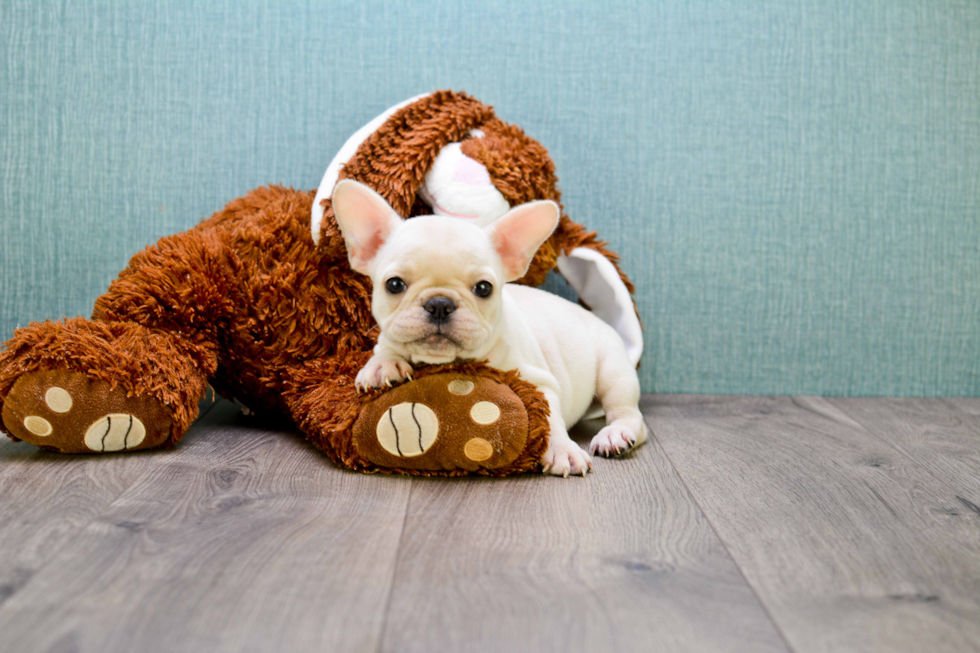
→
(423, 296, 456, 323)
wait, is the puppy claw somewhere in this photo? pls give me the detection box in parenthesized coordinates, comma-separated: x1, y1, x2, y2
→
(355, 356, 414, 390)
(590, 424, 640, 458)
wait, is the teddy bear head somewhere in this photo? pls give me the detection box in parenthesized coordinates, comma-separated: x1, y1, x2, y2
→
(311, 91, 565, 286)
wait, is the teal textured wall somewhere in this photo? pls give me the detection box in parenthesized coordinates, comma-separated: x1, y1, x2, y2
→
(1, 0, 978, 396)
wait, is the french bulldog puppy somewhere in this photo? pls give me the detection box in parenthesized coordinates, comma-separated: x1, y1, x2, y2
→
(331, 180, 647, 477)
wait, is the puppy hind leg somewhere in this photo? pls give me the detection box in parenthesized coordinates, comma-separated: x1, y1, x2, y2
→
(590, 341, 647, 458)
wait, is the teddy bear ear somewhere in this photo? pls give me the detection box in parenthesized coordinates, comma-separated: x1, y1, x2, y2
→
(311, 93, 431, 245)
(332, 180, 404, 275)
(484, 200, 561, 282)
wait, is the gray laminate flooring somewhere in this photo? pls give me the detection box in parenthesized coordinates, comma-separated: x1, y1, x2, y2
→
(0, 395, 977, 653)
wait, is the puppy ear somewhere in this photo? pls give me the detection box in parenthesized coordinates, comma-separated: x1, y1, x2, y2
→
(484, 200, 560, 281)
(332, 180, 404, 274)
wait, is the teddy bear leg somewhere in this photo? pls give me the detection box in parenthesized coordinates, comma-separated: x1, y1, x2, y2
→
(0, 319, 210, 453)
(0, 229, 231, 453)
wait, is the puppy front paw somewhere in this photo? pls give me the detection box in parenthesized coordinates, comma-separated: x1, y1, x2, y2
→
(589, 424, 639, 458)
(541, 438, 592, 478)
(355, 356, 414, 391)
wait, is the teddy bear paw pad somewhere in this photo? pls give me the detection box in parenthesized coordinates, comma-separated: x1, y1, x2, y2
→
(1, 371, 173, 454)
(375, 402, 439, 457)
(83, 414, 147, 452)
(353, 374, 529, 472)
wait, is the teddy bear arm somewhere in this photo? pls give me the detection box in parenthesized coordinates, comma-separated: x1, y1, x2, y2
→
(282, 354, 551, 476)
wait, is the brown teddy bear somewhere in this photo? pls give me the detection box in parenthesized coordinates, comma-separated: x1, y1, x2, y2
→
(0, 91, 641, 476)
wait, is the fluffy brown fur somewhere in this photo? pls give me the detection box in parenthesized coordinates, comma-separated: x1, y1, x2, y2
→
(0, 91, 636, 476)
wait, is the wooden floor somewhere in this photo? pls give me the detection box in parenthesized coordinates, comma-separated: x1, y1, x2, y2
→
(0, 396, 978, 653)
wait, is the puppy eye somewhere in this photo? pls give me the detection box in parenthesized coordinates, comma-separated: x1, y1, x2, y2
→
(385, 277, 407, 294)
(473, 281, 493, 298)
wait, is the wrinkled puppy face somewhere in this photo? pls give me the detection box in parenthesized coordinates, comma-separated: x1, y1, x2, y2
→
(332, 180, 561, 365)
(369, 217, 501, 363)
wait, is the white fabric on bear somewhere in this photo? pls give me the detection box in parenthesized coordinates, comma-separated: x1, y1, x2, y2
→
(557, 248, 644, 366)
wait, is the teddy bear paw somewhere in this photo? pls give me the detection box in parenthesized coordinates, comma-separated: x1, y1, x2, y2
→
(1, 371, 173, 453)
(352, 374, 531, 472)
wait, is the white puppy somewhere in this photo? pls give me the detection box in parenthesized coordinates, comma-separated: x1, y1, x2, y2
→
(331, 180, 648, 477)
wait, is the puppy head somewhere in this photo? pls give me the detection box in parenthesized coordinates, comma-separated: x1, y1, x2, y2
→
(332, 180, 559, 364)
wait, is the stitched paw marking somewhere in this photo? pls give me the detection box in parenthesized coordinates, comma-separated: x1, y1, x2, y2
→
(376, 402, 439, 457)
(23, 415, 53, 437)
(469, 401, 501, 424)
(448, 380, 475, 395)
(44, 387, 73, 413)
(463, 437, 494, 461)
(83, 414, 147, 452)
(21, 386, 75, 436)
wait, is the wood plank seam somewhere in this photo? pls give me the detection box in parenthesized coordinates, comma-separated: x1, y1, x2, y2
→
(643, 395, 980, 652)
(376, 478, 415, 652)
(640, 412, 800, 653)
(825, 397, 980, 511)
